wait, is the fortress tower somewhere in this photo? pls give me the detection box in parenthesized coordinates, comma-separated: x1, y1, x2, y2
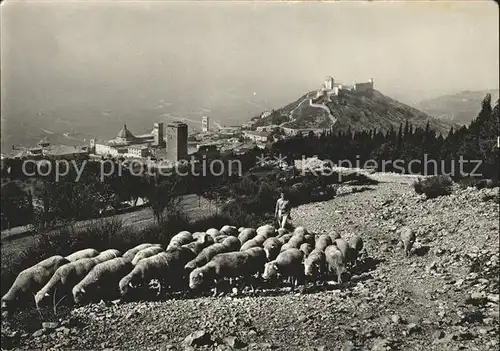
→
(201, 116, 209, 133)
(324, 76, 334, 90)
(166, 122, 188, 162)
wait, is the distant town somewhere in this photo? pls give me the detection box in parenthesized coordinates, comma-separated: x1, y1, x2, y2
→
(0, 76, 376, 168)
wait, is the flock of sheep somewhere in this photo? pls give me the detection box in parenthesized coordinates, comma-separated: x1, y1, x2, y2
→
(1, 224, 416, 315)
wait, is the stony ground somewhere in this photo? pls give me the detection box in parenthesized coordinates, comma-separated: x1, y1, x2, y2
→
(2, 176, 499, 351)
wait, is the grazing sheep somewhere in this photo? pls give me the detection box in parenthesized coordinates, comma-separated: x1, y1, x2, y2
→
(221, 236, 241, 251)
(193, 232, 215, 246)
(94, 249, 121, 262)
(263, 237, 282, 261)
(214, 234, 229, 243)
(334, 238, 357, 266)
(277, 228, 288, 238)
(2, 265, 55, 312)
(315, 234, 333, 252)
(220, 225, 238, 237)
(183, 240, 210, 256)
(256, 225, 276, 239)
(206, 228, 220, 240)
(189, 251, 257, 295)
(262, 248, 304, 290)
(293, 227, 308, 237)
(399, 227, 416, 257)
(348, 235, 365, 262)
(161, 246, 197, 292)
(35, 258, 100, 307)
(304, 249, 327, 284)
(184, 243, 228, 274)
(280, 242, 294, 252)
(119, 252, 177, 297)
(287, 234, 305, 249)
(192, 232, 205, 241)
(278, 233, 293, 245)
(324, 245, 346, 284)
(240, 234, 266, 251)
(304, 234, 315, 247)
(72, 258, 132, 304)
(167, 231, 193, 249)
(65, 249, 99, 262)
(131, 247, 164, 266)
(238, 228, 257, 245)
(245, 247, 267, 276)
(349, 235, 364, 253)
(36, 256, 70, 272)
(299, 243, 314, 258)
(123, 244, 158, 261)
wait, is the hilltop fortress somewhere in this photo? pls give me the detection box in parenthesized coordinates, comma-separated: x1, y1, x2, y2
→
(315, 76, 374, 100)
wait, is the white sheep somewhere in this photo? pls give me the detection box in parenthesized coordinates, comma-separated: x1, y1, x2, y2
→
(399, 227, 416, 257)
(206, 228, 220, 240)
(325, 245, 346, 284)
(120, 247, 195, 297)
(131, 246, 164, 266)
(72, 257, 132, 304)
(35, 258, 100, 307)
(65, 249, 100, 262)
(167, 231, 193, 250)
(256, 225, 276, 239)
(220, 225, 238, 237)
(94, 249, 122, 262)
(35, 255, 70, 272)
(2, 266, 53, 312)
(123, 244, 159, 261)
(262, 248, 304, 291)
(238, 228, 257, 245)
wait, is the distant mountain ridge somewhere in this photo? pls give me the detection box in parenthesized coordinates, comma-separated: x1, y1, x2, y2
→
(253, 89, 455, 135)
(416, 89, 500, 125)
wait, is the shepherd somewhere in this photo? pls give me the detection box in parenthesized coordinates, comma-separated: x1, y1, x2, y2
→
(275, 190, 292, 229)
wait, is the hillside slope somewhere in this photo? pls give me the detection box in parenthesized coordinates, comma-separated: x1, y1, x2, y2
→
(255, 90, 455, 134)
(417, 89, 500, 125)
(5, 180, 498, 350)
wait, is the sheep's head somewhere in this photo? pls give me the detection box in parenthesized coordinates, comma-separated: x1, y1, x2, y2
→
(72, 286, 86, 304)
(34, 291, 51, 308)
(1, 297, 11, 311)
(304, 260, 319, 277)
(262, 262, 279, 280)
(119, 278, 132, 297)
(189, 269, 204, 290)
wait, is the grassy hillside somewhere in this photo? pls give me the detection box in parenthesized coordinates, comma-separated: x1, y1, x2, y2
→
(326, 90, 454, 134)
(258, 89, 455, 134)
(417, 89, 500, 125)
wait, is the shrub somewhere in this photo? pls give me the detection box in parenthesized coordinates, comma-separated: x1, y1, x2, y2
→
(413, 175, 454, 199)
(482, 193, 499, 204)
(458, 177, 498, 190)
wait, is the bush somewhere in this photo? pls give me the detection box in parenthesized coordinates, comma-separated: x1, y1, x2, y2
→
(458, 176, 498, 190)
(413, 175, 454, 199)
(482, 193, 499, 204)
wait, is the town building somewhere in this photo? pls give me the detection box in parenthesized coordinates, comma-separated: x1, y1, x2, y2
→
(166, 121, 188, 162)
(90, 123, 165, 158)
(256, 125, 279, 132)
(9, 139, 89, 160)
(260, 111, 272, 119)
(243, 130, 270, 143)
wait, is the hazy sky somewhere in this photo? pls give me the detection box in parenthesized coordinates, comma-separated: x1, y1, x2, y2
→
(0, 0, 499, 144)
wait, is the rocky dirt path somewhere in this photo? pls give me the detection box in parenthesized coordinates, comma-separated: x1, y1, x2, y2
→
(3, 181, 498, 351)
